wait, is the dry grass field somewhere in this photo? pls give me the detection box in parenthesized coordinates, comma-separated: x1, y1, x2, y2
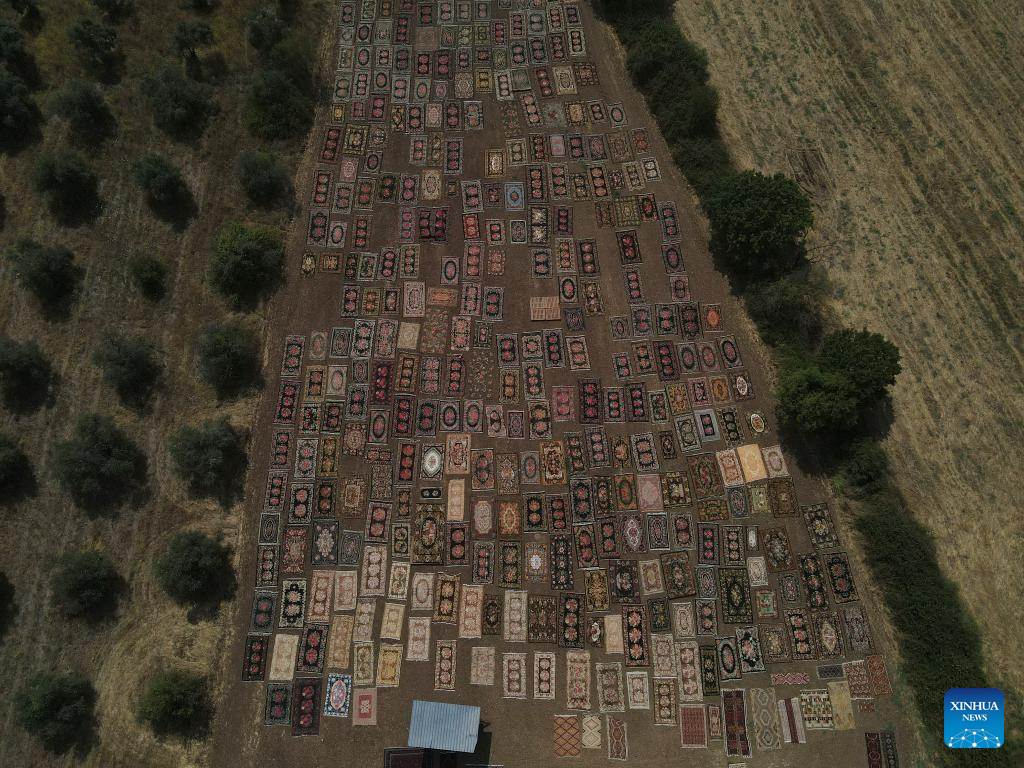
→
(0, 2, 328, 766)
(677, 0, 1024, 719)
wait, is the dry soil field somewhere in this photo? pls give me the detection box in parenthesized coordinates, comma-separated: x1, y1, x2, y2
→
(676, 0, 1024, 712)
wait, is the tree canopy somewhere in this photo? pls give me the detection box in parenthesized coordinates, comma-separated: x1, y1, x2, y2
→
(0, 336, 55, 413)
(93, 333, 162, 410)
(818, 328, 902, 402)
(137, 669, 211, 737)
(168, 418, 246, 501)
(207, 222, 283, 308)
(5, 238, 83, 318)
(15, 671, 97, 753)
(50, 549, 123, 621)
(195, 321, 261, 400)
(154, 530, 234, 608)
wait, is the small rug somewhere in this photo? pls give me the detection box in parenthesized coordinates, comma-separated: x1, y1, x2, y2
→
(828, 681, 856, 730)
(596, 662, 625, 712)
(622, 604, 649, 667)
(749, 687, 782, 751)
(723, 688, 752, 757)
(566, 650, 591, 710)
(625, 670, 650, 709)
(607, 717, 628, 760)
(707, 703, 723, 739)
(351, 687, 377, 726)
(528, 595, 559, 643)
(322, 673, 352, 718)
(264, 683, 291, 726)
(866, 654, 893, 696)
(503, 589, 528, 643)
(376, 644, 402, 688)
(778, 697, 807, 743)
(502, 652, 527, 699)
(553, 715, 582, 758)
(800, 689, 835, 729)
(677, 641, 702, 702)
(534, 651, 556, 700)
(679, 703, 706, 748)
(770, 671, 810, 686)
(865, 731, 884, 768)
(654, 679, 677, 725)
(434, 640, 457, 690)
(881, 731, 900, 767)
(844, 660, 874, 699)
(651, 633, 677, 679)
(269, 633, 299, 681)
(581, 715, 602, 748)
(290, 678, 321, 736)
(407, 617, 431, 662)
(470, 646, 495, 686)
(458, 584, 484, 638)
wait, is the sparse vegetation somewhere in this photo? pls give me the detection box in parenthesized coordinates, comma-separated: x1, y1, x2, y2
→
(137, 669, 211, 737)
(92, 333, 162, 410)
(52, 413, 148, 514)
(154, 530, 234, 608)
(15, 671, 97, 754)
(195, 321, 262, 400)
(50, 549, 123, 621)
(208, 222, 283, 308)
(168, 418, 246, 501)
(5, 238, 83, 319)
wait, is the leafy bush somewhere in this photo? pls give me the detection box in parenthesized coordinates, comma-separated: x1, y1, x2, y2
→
(208, 222, 283, 308)
(244, 6, 284, 52)
(268, 33, 313, 94)
(744, 269, 828, 347)
(819, 328, 901, 402)
(32, 150, 101, 225)
(131, 152, 195, 225)
(154, 531, 233, 607)
(50, 549, 123, 621)
(0, 432, 33, 503)
(52, 413, 148, 514)
(93, 333, 162, 410)
(138, 669, 211, 737)
(128, 254, 167, 301)
(4, 239, 82, 319)
(834, 440, 889, 499)
(141, 65, 216, 141)
(67, 17, 120, 79)
(0, 20, 37, 83)
(776, 360, 860, 435)
(243, 66, 312, 140)
(195, 321, 261, 399)
(169, 418, 246, 500)
(235, 150, 288, 206)
(0, 69, 38, 149)
(15, 672, 96, 753)
(0, 336, 54, 413)
(704, 170, 814, 284)
(50, 79, 114, 143)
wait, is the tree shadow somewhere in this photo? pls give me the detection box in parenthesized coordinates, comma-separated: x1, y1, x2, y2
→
(186, 569, 237, 624)
(0, 573, 17, 642)
(146, 189, 198, 232)
(0, 365, 59, 415)
(0, 106, 42, 157)
(48, 190, 104, 229)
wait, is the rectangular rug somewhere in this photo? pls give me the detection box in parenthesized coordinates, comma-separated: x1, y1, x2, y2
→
(565, 650, 591, 710)
(351, 687, 377, 727)
(621, 604, 649, 667)
(502, 652, 528, 699)
(528, 594, 559, 643)
(434, 639, 457, 690)
(676, 640, 703, 702)
(800, 689, 835, 729)
(290, 679, 321, 736)
(828, 681, 856, 730)
(707, 703, 723, 739)
(352, 642, 374, 687)
(679, 703, 707, 748)
(377, 643, 403, 688)
(407, 616, 431, 662)
(778, 696, 807, 743)
(433, 572, 461, 623)
(326, 614, 353, 670)
(534, 651, 556, 700)
(607, 717, 628, 760)
(581, 715, 602, 749)
(651, 633, 677, 679)
(470, 646, 495, 686)
(654, 679, 677, 725)
(625, 670, 650, 709)
(749, 687, 782, 751)
(844, 660, 873, 699)
(553, 714, 582, 758)
(866, 654, 893, 696)
(504, 589, 528, 642)
(722, 689, 752, 757)
(269, 633, 299, 681)
(458, 584, 484, 638)
(596, 662, 625, 712)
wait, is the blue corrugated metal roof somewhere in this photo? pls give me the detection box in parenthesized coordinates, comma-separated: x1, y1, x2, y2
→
(407, 700, 480, 753)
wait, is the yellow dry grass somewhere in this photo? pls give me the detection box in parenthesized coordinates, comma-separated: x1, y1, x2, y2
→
(0, 2, 327, 766)
(676, 0, 1024, 704)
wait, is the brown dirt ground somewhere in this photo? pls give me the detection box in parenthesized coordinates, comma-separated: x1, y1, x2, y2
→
(0, 1, 329, 766)
(676, 0, 1024, 746)
(209, 4, 919, 767)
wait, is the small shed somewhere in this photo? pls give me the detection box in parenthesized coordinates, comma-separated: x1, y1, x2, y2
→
(407, 700, 481, 753)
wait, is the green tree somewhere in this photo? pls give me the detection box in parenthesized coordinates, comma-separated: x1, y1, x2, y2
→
(15, 672, 96, 753)
(132, 152, 195, 224)
(128, 254, 167, 301)
(53, 413, 148, 514)
(704, 170, 813, 283)
(137, 669, 211, 737)
(835, 439, 889, 499)
(0, 432, 34, 504)
(244, 6, 283, 52)
(174, 19, 212, 62)
(744, 269, 828, 346)
(93, 333, 162, 410)
(67, 17, 120, 79)
(818, 328, 902, 402)
(33, 150, 101, 224)
(243, 67, 312, 140)
(0, 336, 55, 413)
(208, 222, 283, 308)
(776, 360, 860, 434)
(195, 321, 261, 399)
(268, 33, 313, 94)
(169, 418, 246, 501)
(5, 239, 83, 319)
(0, 68, 38, 149)
(50, 549, 123, 621)
(50, 79, 115, 143)
(154, 531, 234, 607)
(90, 0, 134, 21)
(235, 150, 288, 207)
(141, 65, 216, 140)
(0, 20, 38, 83)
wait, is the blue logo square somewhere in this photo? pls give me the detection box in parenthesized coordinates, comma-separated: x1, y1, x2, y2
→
(945, 688, 1003, 748)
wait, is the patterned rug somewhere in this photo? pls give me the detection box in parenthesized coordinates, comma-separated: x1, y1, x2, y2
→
(749, 687, 782, 751)
(502, 652, 527, 699)
(470, 646, 495, 686)
(800, 689, 835, 729)
(679, 703, 706, 748)
(722, 688, 751, 757)
(677, 640, 702, 702)
(828, 681, 856, 730)
(625, 670, 650, 709)
(434, 640, 456, 690)
(607, 717, 628, 760)
(553, 714, 582, 758)
(596, 662, 625, 712)
(534, 651, 556, 700)
(866, 654, 893, 696)
(565, 650, 591, 710)
(291, 678, 321, 736)
(581, 715, 602, 749)
(778, 696, 807, 744)
(323, 673, 352, 718)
